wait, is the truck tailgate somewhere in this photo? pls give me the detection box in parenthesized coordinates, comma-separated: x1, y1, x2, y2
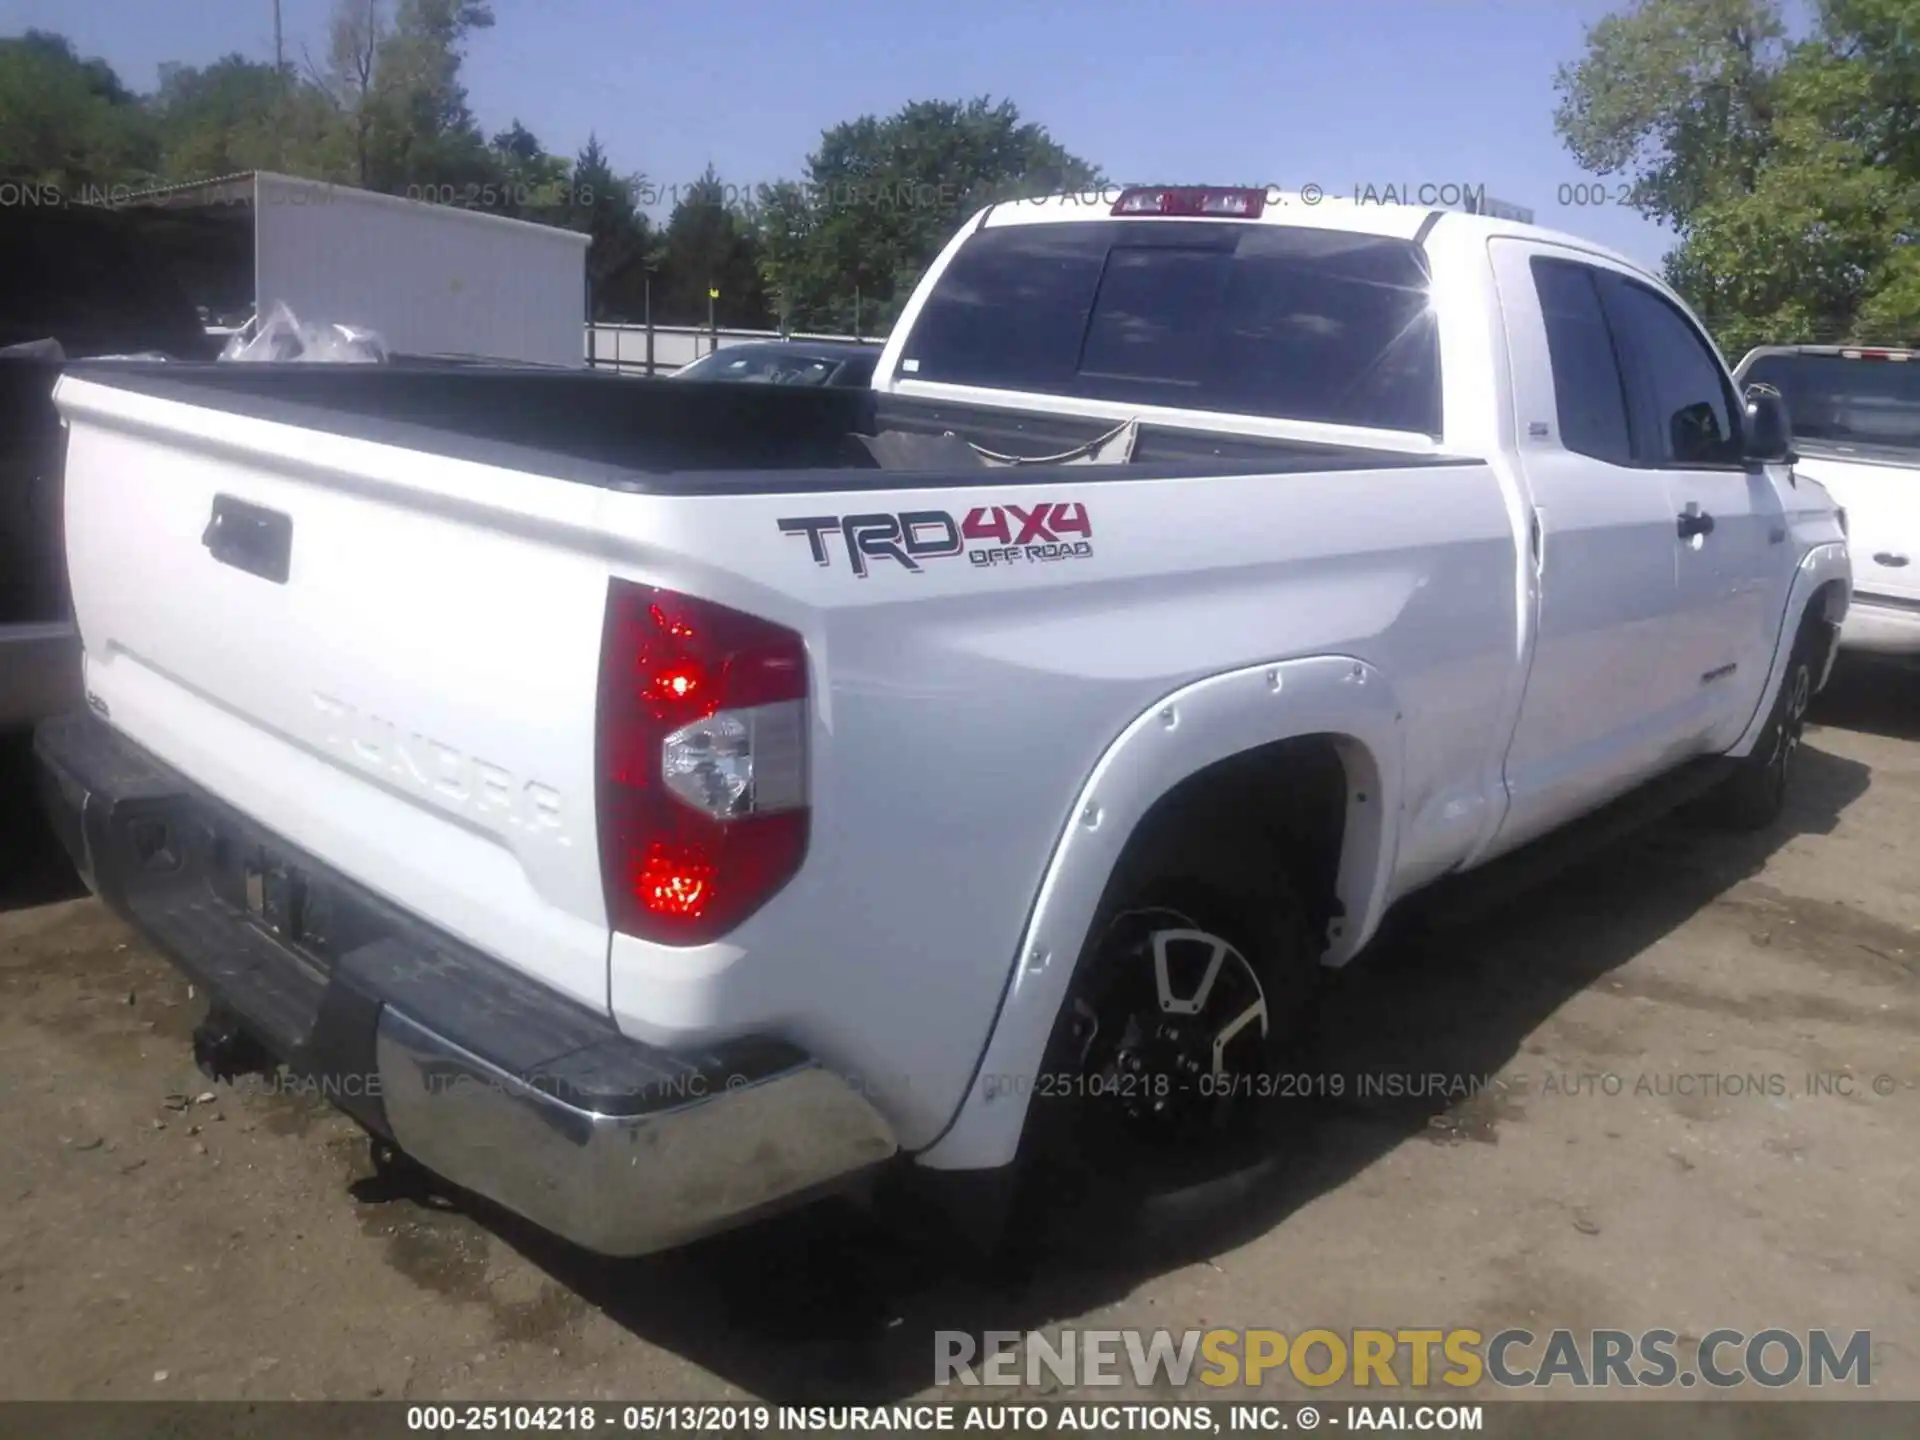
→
(54, 372, 615, 1011)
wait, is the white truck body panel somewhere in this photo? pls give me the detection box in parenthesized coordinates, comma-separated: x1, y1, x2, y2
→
(50, 193, 1847, 1211)
(252, 172, 589, 367)
(1789, 453, 1920, 655)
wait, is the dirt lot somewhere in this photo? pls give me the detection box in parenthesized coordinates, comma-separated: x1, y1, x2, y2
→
(1, 663, 1916, 1406)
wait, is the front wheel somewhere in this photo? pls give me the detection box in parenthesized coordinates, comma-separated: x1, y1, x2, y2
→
(1707, 621, 1820, 831)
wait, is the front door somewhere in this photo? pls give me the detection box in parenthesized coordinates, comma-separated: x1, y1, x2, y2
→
(1594, 271, 1781, 750)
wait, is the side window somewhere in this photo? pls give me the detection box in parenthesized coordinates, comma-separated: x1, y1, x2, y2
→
(1597, 275, 1744, 467)
(1530, 257, 1633, 465)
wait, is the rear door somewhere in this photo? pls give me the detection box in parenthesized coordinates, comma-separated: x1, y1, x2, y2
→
(1486, 242, 1694, 854)
(1596, 273, 1783, 749)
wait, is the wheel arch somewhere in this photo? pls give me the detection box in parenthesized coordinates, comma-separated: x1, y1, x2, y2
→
(914, 653, 1405, 1173)
(1729, 544, 1850, 759)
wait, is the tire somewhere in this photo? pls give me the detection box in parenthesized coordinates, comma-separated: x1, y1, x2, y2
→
(1708, 618, 1819, 831)
(1013, 863, 1323, 1253)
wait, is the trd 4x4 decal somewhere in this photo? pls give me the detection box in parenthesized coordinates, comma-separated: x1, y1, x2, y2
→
(777, 503, 1094, 578)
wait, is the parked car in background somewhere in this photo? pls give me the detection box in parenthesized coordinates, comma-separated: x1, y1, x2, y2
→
(672, 339, 880, 387)
(1735, 345, 1920, 659)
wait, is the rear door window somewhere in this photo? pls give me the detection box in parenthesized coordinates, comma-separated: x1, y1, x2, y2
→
(900, 220, 1443, 436)
(1529, 257, 1635, 465)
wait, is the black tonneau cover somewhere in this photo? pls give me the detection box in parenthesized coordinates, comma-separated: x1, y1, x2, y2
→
(61, 361, 1480, 496)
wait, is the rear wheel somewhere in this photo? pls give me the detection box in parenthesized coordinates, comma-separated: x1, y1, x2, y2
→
(1017, 871, 1322, 1244)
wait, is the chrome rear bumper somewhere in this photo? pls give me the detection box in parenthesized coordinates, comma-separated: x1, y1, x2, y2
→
(375, 1009, 897, 1255)
(34, 711, 896, 1256)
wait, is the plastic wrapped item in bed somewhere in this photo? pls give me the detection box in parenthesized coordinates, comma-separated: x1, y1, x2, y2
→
(218, 301, 389, 364)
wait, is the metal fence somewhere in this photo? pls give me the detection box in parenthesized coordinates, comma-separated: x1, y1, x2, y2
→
(584, 323, 884, 377)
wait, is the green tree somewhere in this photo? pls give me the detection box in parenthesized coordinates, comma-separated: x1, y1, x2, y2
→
(1554, 0, 1789, 228)
(0, 30, 157, 191)
(658, 165, 770, 327)
(152, 54, 340, 181)
(314, 0, 496, 194)
(562, 134, 659, 319)
(486, 118, 570, 219)
(752, 178, 818, 333)
(1559, 0, 1920, 348)
(763, 97, 1103, 333)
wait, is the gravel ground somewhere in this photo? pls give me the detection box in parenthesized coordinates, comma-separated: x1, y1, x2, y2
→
(1, 660, 1916, 1405)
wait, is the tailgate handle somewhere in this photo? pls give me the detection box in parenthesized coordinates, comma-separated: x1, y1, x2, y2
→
(202, 494, 292, 584)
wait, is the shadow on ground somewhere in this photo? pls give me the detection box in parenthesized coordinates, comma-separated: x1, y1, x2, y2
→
(1812, 655, 1920, 742)
(0, 731, 85, 913)
(345, 737, 1875, 1403)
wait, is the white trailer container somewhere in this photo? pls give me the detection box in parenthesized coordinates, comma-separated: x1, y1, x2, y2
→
(118, 171, 590, 368)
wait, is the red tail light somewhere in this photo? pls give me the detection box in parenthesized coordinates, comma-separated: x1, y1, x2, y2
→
(1111, 186, 1266, 219)
(596, 581, 809, 945)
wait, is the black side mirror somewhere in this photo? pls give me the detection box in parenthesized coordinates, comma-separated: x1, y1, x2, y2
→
(1744, 384, 1797, 466)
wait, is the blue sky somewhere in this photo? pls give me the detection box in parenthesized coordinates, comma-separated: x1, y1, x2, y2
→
(7, 0, 1675, 267)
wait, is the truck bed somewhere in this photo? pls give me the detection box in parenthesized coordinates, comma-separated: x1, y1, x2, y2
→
(66, 360, 1474, 493)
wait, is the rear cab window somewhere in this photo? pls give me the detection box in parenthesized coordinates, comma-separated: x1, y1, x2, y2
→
(894, 219, 1444, 437)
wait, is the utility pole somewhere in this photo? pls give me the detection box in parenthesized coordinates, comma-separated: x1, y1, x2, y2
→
(644, 269, 655, 375)
(272, 0, 286, 168)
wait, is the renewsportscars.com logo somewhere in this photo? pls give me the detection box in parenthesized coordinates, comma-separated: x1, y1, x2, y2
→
(936, 1327, 1874, 1391)
(778, 502, 1094, 577)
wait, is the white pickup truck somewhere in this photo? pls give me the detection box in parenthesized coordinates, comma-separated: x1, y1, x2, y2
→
(37, 188, 1849, 1258)
(1734, 345, 1919, 659)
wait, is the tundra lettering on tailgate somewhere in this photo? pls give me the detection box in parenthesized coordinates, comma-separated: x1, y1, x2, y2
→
(778, 503, 1094, 578)
(311, 692, 567, 841)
